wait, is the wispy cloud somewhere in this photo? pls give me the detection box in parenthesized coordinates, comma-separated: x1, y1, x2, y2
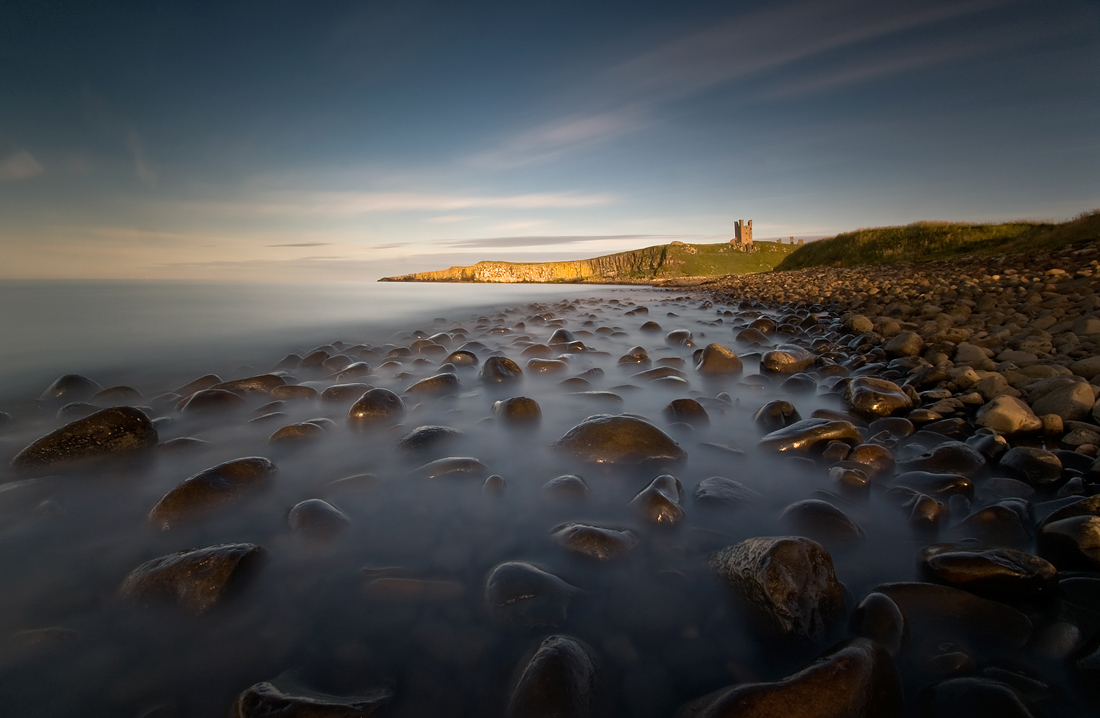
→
(473, 0, 1019, 167)
(438, 234, 677, 249)
(0, 150, 44, 181)
(267, 242, 334, 248)
(426, 214, 474, 223)
(180, 190, 615, 218)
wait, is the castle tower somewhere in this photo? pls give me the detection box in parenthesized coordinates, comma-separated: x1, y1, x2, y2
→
(732, 219, 753, 248)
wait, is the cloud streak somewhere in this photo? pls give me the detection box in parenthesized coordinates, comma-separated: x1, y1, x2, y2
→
(0, 150, 44, 181)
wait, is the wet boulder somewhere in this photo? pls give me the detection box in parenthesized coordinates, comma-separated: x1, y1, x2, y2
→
(404, 372, 460, 396)
(854, 592, 905, 656)
(693, 477, 762, 509)
(846, 443, 895, 479)
(695, 343, 743, 376)
(180, 388, 246, 414)
(617, 346, 650, 365)
(760, 345, 815, 374)
(975, 396, 1042, 435)
(148, 457, 276, 530)
(492, 396, 542, 426)
(444, 349, 479, 367)
(951, 500, 1032, 549)
(628, 474, 685, 525)
(480, 356, 523, 384)
(918, 545, 1057, 600)
(319, 383, 374, 403)
(212, 374, 287, 396)
(921, 677, 1042, 718)
(675, 639, 902, 718)
(485, 561, 582, 628)
(757, 418, 861, 455)
(550, 523, 637, 561)
(666, 329, 693, 346)
(999, 447, 1062, 486)
(844, 377, 913, 418)
(752, 400, 801, 432)
(347, 388, 405, 428)
(39, 374, 103, 403)
(780, 499, 865, 545)
(233, 681, 392, 718)
(507, 635, 597, 718)
(543, 474, 590, 501)
(709, 536, 844, 642)
(553, 414, 686, 466)
(119, 543, 262, 615)
(268, 422, 326, 445)
(1038, 515, 1100, 570)
(11, 406, 158, 474)
(527, 358, 568, 374)
(396, 425, 463, 456)
(892, 471, 974, 499)
(414, 456, 489, 480)
(663, 398, 709, 427)
(288, 499, 351, 539)
(872, 582, 1033, 650)
(898, 441, 986, 478)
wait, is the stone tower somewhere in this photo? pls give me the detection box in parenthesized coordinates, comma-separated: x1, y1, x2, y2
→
(732, 219, 753, 249)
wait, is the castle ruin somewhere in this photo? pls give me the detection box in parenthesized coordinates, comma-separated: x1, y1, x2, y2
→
(731, 219, 753, 251)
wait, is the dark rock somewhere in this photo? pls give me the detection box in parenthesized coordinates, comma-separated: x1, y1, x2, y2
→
(39, 374, 102, 403)
(56, 402, 98, 422)
(493, 396, 542, 425)
(780, 373, 817, 393)
(695, 343, 743, 376)
(549, 328, 576, 344)
(396, 425, 463, 455)
(780, 499, 865, 544)
(666, 329, 693, 346)
(527, 358, 569, 374)
(663, 399, 709, 426)
(11, 406, 158, 474)
(629, 474, 684, 525)
(485, 562, 582, 628)
(233, 681, 391, 718)
(543, 474, 590, 501)
(415, 456, 489, 480)
(752, 400, 801, 432)
(675, 639, 901, 718)
(319, 383, 374, 403)
(444, 349, 478, 367)
(965, 431, 1010, 463)
(617, 346, 650, 365)
(640, 320, 662, 332)
(550, 523, 637, 561)
(1038, 515, 1100, 570)
(893, 471, 974, 499)
(180, 388, 247, 414)
(693, 477, 762, 509)
(347, 388, 405, 428)
(884, 331, 923, 358)
(736, 327, 770, 344)
(483, 474, 507, 495)
(709, 536, 844, 641)
(287, 499, 350, 539)
(757, 418, 861, 455)
(212, 374, 287, 396)
(268, 422, 325, 445)
(918, 545, 1057, 600)
(480, 356, 523, 384)
(174, 374, 222, 397)
(1000, 447, 1062, 486)
(405, 372, 460, 396)
(91, 386, 144, 405)
(119, 543, 262, 615)
(898, 441, 986, 478)
(270, 384, 319, 401)
(867, 417, 915, 439)
(872, 582, 1032, 650)
(148, 457, 276, 529)
(845, 377, 913, 418)
(854, 592, 905, 655)
(952, 501, 1032, 548)
(846, 443, 895, 479)
(922, 677, 1042, 718)
(631, 366, 687, 382)
(760, 345, 815, 374)
(553, 414, 686, 466)
(507, 635, 597, 718)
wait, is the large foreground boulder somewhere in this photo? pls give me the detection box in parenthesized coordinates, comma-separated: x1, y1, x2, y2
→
(234, 681, 392, 718)
(119, 543, 262, 615)
(10, 406, 157, 474)
(148, 457, 276, 529)
(508, 635, 597, 718)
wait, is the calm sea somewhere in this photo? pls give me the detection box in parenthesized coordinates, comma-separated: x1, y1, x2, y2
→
(0, 280, 626, 402)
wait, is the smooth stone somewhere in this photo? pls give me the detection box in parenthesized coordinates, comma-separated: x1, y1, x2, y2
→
(347, 388, 405, 427)
(780, 373, 817, 393)
(975, 396, 1042, 435)
(288, 499, 350, 539)
(1029, 379, 1094, 421)
(234, 681, 391, 718)
(550, 522, 637, 561)
(999, 446, 1062, 485)
(923, 677, 1042, 718)
(1038, 515, 1100, 570)
(212, 374, 287, 396)
(893, 471, 974, 499)
(479, 356, 523, 384)
(91, 386, 143, 404)
(483, 474, 507, 494)
(11, 406, 158, 474)
(675, 639, 902, 718)
(854, 592, 905, 655)
(319, 382, 374, 402)
(527, 358, 569, 374)
(415, 456, 489, 480)
(270, 384, 319, 401)
(553, 414, 686, 466)
(760, 344, 815, 374)
(845, 443, 895, 478)
(884, 330, 923, 358)
(485, 561, 582, 628)
(965, 431, 1010, 463)
(39, 374, 102, 402)
(919, 545, 1057, 600)
(693, 476, 762, 508)
(148, 457, 276, 530)
(507, 635, 597, 718)
(543, 474, 590, 500)
(844, 376, 913, 418)
(872, 582, 1032, 649)
(665, 329, 693, 346)
(663, 398, 709, 426)
(268, 422, 325, 444)
(180, 388, 246, 414)
(709, 536, 844, 641)
(757, 418, 861, 455)
(174, 374, 222, 397)
(736, 327, 770, 344)
(752, 400, 801, 431)
(631, 366, 687, 382)
(695, 343, 743, 376)
(780, 499, 865, 544)
(617, 346, 650, 365)
(444, 349, 479, 367)
(119, 543, 262, 615)
(396, 425, 463, 455)
(404, 372, 460, 396)
(331, 361, 373, 381)
(492, 396, 542, 425)
(548, 328, 576, 344)
(898, 441, 986, 478)
(629, 474, 685, 525)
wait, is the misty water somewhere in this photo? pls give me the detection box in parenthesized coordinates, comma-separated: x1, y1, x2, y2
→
(0, 283, 1089, 716)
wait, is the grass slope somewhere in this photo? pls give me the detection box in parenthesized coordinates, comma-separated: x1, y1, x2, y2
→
(637, 241, 796, 279)
(775, 211, 1100, 271)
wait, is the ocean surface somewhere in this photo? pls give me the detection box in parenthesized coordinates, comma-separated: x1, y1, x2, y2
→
(0, 280, 626, 402)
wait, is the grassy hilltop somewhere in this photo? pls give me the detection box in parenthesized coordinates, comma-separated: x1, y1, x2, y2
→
(380, 240, 797, 283)
(776, 210, 1100, 271)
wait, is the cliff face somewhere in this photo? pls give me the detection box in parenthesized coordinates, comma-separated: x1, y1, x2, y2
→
(381, 245, 670, 283)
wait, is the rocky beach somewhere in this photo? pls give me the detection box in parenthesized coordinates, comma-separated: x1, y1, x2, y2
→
(1, 244, 1100, 717)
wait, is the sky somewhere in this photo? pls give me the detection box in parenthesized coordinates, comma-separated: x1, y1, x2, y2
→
(1, 0, 1098, 281)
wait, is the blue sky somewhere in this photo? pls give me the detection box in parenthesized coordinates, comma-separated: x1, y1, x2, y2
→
(1, 0, 1098, 280)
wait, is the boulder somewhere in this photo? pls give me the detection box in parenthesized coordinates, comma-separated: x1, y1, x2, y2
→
(148, 457, 276, 529)
(119, 543, 262, 615)
(872, 582, 1032, 649)
(752, 400, 801, 431)
(480, 356, 523, 384)
(11, 406, 158, 474)
(918, 545, 1057, 600)
(553, 414, 686, 466)
(844, 377, 913, 418)
(550, 523, 637, 561)
(695, 343, 743, 376)
(999, 446, 1062, 485)
(233, 681, 391, 718)
(975, 396, 1041, 435)
(492, 396, 542, 425)
(347, 388, 405, 427)
(693, 477, 763, 509)
(780, 499, 865, 544)
(1028, 378, 1094, 421)
(760, 345, 815, 374)
(628, 474, 685, 525)
(39, 374, 103, 403)
(757, 418, 861, 455)
(288, 499, 350, 539)
(884, 331, 923, 358)
(485, 562, 582, 628)
(507, 635, 597, 718)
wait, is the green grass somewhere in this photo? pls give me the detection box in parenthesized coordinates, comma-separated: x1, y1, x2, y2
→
(774, 210, 1100, 271)
(658, 241, 797, 277)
